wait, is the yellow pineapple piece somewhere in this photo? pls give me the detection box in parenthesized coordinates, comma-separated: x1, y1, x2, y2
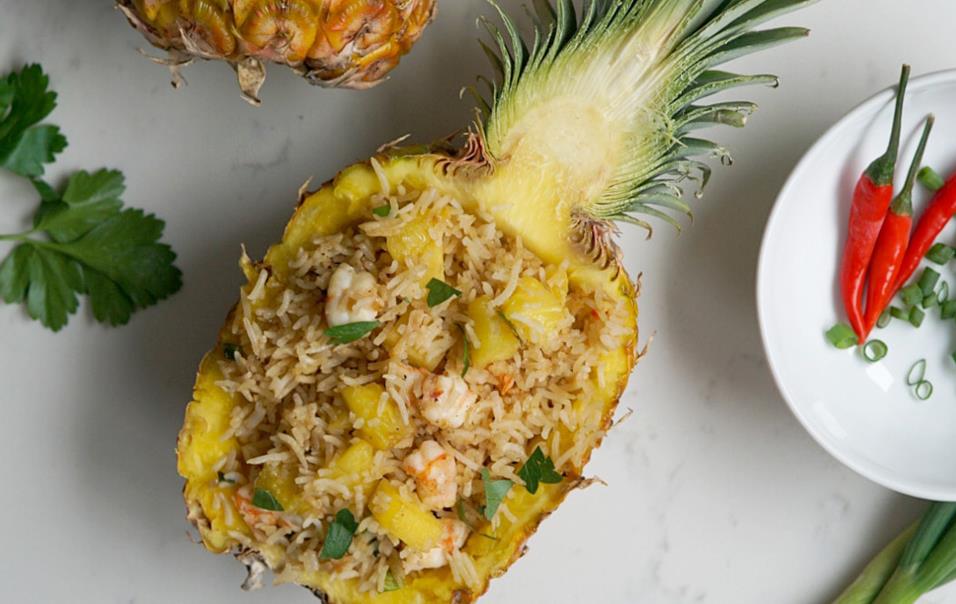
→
(386, 213, 444, 286)
(501, 277, 567, 343)
(545, 264, 569, 303)
(369, 482, 443, 551)
(467, 296, 520, 368)
(340, 383, 411, 449)
(254, 462, 301, 513)
(328, 438, 379, 501)
(383, 313, 452, 371)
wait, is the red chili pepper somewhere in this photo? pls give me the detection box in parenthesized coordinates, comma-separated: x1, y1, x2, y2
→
(863, 116, 934, 335)
(840, 65, 910, 342)
(893, 170, 956, 292)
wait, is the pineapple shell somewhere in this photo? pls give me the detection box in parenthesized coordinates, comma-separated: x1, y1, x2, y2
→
(116, 0, 436, 104)
(177, 0, 818, 601)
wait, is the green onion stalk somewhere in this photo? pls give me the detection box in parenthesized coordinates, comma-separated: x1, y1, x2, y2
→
(833, 502, 956, 604)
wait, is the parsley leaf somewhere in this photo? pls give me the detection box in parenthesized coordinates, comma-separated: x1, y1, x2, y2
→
(372, 204, 391, 217)
(496, 309, 523, 343)
(426, 278, 461, 307)
(0, 68, 182, 332)
(0, 65, 67, 177)
(321, 509, 359, 559)
(517, 446, 563, 494)
(324, 320, 380, 344)
(251, 488, 283, 511)
(480, 468, 513, 520)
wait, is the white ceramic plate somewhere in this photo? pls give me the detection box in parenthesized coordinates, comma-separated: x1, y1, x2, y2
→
(758, 69, 956, 501)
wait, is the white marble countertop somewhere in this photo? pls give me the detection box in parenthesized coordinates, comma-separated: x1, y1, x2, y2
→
(2, 1, 956, 602)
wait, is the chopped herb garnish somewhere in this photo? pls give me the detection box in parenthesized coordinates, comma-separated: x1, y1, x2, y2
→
(0, 65, 181, 331)
(480, 468, 512, 520)
(324, 320, 380, 344)
(938, 281, 950, 304)
(426, 278, 461, 307)
(909, 306, 926, 328)
(458, 324, 470, 377)
(372, 204, 391, 217)
(223, 343, 241, 360)
(861, 339, 888, 363)
(906, 359, 927, 386)
(876, 309, 892, 329)
(942, 300, 956, 320)
(915, 380, 934, 401)
(926, 242, 954, 265)
(517, 446, 563, 494)
(825, 323, 856, 349)
(918, 166, 945, 192)
(901, 283, 924, 307)
(922, 293, 939, 309)
(382, 570, 401, 592)
(890, 306, 908, 320)
(252, 488, 283, 511)
(497, 309, 523, 343)
(320, 509, 358, 559)
(918, 268, 941, 296)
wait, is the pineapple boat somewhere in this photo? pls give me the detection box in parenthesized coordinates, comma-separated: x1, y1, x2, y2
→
(117, 0, 436, 104)
(177, 0, 816, 601)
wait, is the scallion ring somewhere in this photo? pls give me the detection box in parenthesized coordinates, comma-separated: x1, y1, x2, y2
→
(907, 359, 927, 386)
(915, 380, 934, 401)
(938, 281, 950, 304)
(876, 309, 892, 329)
(862, 339, 888, 362)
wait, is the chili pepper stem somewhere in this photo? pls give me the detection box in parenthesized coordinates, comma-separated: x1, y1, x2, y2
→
(866, 65, 911, 186)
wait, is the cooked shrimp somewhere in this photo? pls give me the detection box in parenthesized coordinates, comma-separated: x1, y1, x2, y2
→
(403, 440, 457, 509)
(417, 372, 476, 429)
(401, 518, 469, 573)
(325, 264, 380, 327)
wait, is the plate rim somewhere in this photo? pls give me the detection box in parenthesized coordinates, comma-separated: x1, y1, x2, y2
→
(756, 67, 956, 501)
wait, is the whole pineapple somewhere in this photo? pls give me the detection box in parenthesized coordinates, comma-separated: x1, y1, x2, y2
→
(117, 0, 436, 104)
(177, 1, 818, 602)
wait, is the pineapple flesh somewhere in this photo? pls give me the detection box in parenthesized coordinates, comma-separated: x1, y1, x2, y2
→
(177, 1, 817, 601)
(116, 0, 436, 104)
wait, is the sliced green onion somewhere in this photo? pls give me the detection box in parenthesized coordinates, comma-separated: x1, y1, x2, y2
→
(372, 204, 391, 217)
(918, 268, 941, 296)
(862, 339, 888, 362)
(876, 309, 892, 328)
(909, 306, 926, 328)
(907, 359, 927, 386)
(915, 380, 933, 401)
(926, 243, 955, 265)
(890, 306, 909, 320)
(918, 166, 945, 191)
(922, 293, 939, 309)
(951, 351, 956, 366)
(941, 300, 956, 320)
(938, 281, 950, 304)
(825, 323, 857, 349)
(901, 283, 924, 307)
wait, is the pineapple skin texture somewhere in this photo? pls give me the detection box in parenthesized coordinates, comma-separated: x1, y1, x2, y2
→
(176, 154, 639, 603)
(117, 0, 435, 89)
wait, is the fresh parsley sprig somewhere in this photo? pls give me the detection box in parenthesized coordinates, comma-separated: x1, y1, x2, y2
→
(0, 65, 182, 331)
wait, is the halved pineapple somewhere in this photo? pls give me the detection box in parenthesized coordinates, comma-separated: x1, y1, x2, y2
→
(177, 1, 816, 601)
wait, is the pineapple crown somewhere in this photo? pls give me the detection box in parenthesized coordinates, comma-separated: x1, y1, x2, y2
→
(467, 0, 818, 238)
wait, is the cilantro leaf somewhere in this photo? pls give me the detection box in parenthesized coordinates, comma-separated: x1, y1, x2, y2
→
(517, 446, 563, 494)
(252, 488, 283, 511)
(324, 321, 380, 344)
(0, 67, 182, 332)
(321, 509, 359, 559)
(372, 204, 391, 217)
(426, 278, 461, 307)
(480, 468, 513, 520)
(0, 65, 67, 177)
(458, 324, 470, 377)
(382, 570, 400, 592)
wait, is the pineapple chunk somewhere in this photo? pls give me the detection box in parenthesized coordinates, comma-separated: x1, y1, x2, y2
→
(328, 438, 379, 501)
(341, 383, 412, 449)
(545, 264, 569, 303)
(370, 481, 443, 551)
(383, 313, 452, 371)
(501, 277, 567, 343)
(325, 403, 352, 433)
(467, 295, 519, 368)
(386, 213, 444, 286)
(254, 462, 301, 512)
